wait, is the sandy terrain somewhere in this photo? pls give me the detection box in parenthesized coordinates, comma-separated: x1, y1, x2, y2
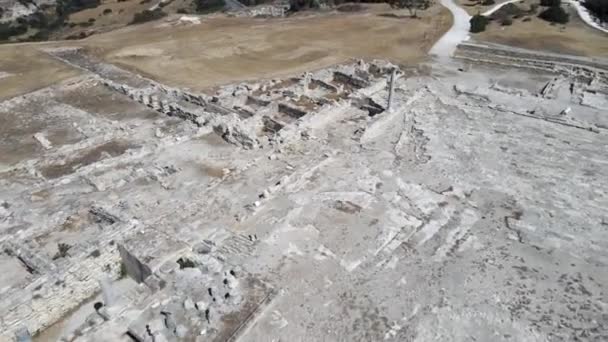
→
(78, 4, 452, 91)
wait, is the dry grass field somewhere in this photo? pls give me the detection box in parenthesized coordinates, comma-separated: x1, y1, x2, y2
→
(462, 0, 608, 58)
(477, 4, 608, 57)
(0, 44, 82, 100)
(0, 4, 451, 98)
(78, 4, 452, 91)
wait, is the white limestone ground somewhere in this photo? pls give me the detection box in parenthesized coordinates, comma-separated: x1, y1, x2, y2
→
(0, 44, 607, 341)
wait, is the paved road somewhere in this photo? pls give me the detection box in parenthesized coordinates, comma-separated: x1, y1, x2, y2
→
(482, 0, 523, 16)
(429, 0, 472, 59)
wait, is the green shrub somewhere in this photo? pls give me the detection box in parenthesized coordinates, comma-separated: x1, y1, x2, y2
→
(540, 0, 560, 6)
(469, 14, 489, 32)
(1, 0, 101, 42)
(0, 22, 28, 41)
(501, 17, 513, 25)
(481, 0, 495, 5)
(29, 29, 51, 41)
(103, 8, 112, 14)
(129, 8, 167, 24)
(52, 242, 72, 260)
(195, 0, 225, 13)
(538, 5, 569, 23)
(177, 257, 196, 269)
(57, 0, 102, 17)
(289, 0, 323, 11)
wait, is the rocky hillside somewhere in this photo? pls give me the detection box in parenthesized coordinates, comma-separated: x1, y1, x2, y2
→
(0, 0, 247, 42)
(0, 0, 104, 41)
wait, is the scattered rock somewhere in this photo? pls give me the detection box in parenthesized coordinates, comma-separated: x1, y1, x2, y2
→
(184, 298, 195, 310)
(33, 133, 53, 150)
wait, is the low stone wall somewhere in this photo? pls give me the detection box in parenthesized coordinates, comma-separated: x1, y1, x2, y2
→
(455, 42, 608, 82)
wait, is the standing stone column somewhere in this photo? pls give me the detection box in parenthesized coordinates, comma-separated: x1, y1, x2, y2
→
(99, 275, 115, 307)
(387, 68, 397, 112)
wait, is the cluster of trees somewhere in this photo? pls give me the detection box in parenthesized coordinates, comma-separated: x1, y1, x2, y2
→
(194, 0, 226, 13)
(490, 3, 526, 25)
(538, 0, 569, 23)
(583, 0, 608, 23)
(387, 0, 432, 17)
(0, 22, 28, 40)
(289, 0, 321, 11)
(56, 0, 101, 18)
(287, 0, 432, 15)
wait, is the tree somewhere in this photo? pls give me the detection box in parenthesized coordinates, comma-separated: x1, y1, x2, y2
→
(538, 5, 569, 23)
(195, 0, 226, 13)
(583, 0, 608, 23)
(469, 13, 489, 32)
(388, 0, 432, 17)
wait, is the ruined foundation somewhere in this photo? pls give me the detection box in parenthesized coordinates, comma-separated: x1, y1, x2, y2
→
(1, 43, 607, 342)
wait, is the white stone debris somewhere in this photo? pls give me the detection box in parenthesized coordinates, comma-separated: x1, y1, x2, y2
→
(33, 132, 52, 149)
